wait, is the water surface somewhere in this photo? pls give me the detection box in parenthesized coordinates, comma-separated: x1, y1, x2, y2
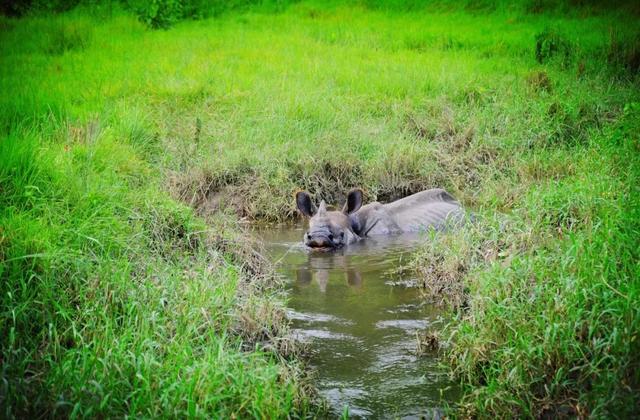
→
(258, 224, 458, 418)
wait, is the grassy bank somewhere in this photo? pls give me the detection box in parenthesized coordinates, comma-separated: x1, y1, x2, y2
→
(0, 95, 312, 416)
(1, 7, 315, 417)
(410, 107, 640, 417)
(1, 0, 639, 417)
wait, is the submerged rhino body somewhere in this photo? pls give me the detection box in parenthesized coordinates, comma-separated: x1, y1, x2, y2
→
(296, 188, 464, 250)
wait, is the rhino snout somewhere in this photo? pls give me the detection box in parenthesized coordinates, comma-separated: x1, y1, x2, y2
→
(305, 232, 340, 249)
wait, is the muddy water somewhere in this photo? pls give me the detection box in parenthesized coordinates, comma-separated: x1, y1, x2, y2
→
(258, 224, 458, 418)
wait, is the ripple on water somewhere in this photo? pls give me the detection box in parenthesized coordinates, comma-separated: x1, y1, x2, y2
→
(385, 302, 426, 313)
(374, 319, 430, 332)
(384, 278, 420, 288)
(291, 328, 361, 343)
(286, 309, 354, 325)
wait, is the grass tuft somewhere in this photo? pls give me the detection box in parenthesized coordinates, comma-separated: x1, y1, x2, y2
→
(535, 27, 573, 66)
(606, 29, 640, 77)
(45, 19, 92, 54)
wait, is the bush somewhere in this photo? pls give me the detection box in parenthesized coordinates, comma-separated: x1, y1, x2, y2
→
(128, 0, 183, 29)
(535, 28, 573, 66)
(1, 0, 82, 16)
(124, 0, 286, 29)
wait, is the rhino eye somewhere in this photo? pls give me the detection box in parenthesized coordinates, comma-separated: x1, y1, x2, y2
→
(340, 232, 345, 238)
(328, 234, 334, 240)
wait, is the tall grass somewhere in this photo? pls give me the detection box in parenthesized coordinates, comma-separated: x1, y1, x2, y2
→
(409, 105, 639, 416)
(0, 15, 313, 414)
(0, 123, 311, 416)
(1, 1, 639, 417)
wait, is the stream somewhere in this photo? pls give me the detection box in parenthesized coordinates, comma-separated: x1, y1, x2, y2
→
(257, 224, 459, 418)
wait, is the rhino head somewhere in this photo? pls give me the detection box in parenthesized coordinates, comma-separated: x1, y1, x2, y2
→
(295, 189, 363, 250)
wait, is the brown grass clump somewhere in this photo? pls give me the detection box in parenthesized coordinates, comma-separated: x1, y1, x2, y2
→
(409, 233, 471, 309)
(527, 70, 553, 93)
(168, 166, 255, 217)
(196, 214, 295, 349)
(416, 330, 441, 355)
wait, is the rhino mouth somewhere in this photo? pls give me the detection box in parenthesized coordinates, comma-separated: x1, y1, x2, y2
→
(304, 234, 342, 250)
(306, 242, 341, 251)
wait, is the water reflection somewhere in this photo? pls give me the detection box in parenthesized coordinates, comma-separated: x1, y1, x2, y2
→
(295, 256, 363, 291)
(257, 224, 458, 418)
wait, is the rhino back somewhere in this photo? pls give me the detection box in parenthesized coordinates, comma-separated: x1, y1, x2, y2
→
(350, 189, 464, 236)
(383, 189, 464, 232)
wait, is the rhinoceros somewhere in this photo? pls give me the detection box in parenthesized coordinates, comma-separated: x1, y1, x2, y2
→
(295, 188, 465, 250)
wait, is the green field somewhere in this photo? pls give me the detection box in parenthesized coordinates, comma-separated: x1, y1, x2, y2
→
(1, 0, 639, 417)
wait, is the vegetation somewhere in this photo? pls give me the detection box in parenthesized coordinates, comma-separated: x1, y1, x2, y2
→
(1, 0, 638, 417)
(410, 108, 640, 416)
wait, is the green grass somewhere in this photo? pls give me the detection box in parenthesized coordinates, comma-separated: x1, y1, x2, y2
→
(409, 107, 640, 417)
(0, 120, 310, 417)
(1, 1, 639, 417)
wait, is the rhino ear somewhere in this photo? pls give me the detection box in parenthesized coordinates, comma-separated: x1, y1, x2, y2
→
(343, 188, 363, 214)
(296, 191, 316, 218)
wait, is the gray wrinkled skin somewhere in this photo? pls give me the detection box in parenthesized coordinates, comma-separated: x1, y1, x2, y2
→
(296, 188, 464, 250)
